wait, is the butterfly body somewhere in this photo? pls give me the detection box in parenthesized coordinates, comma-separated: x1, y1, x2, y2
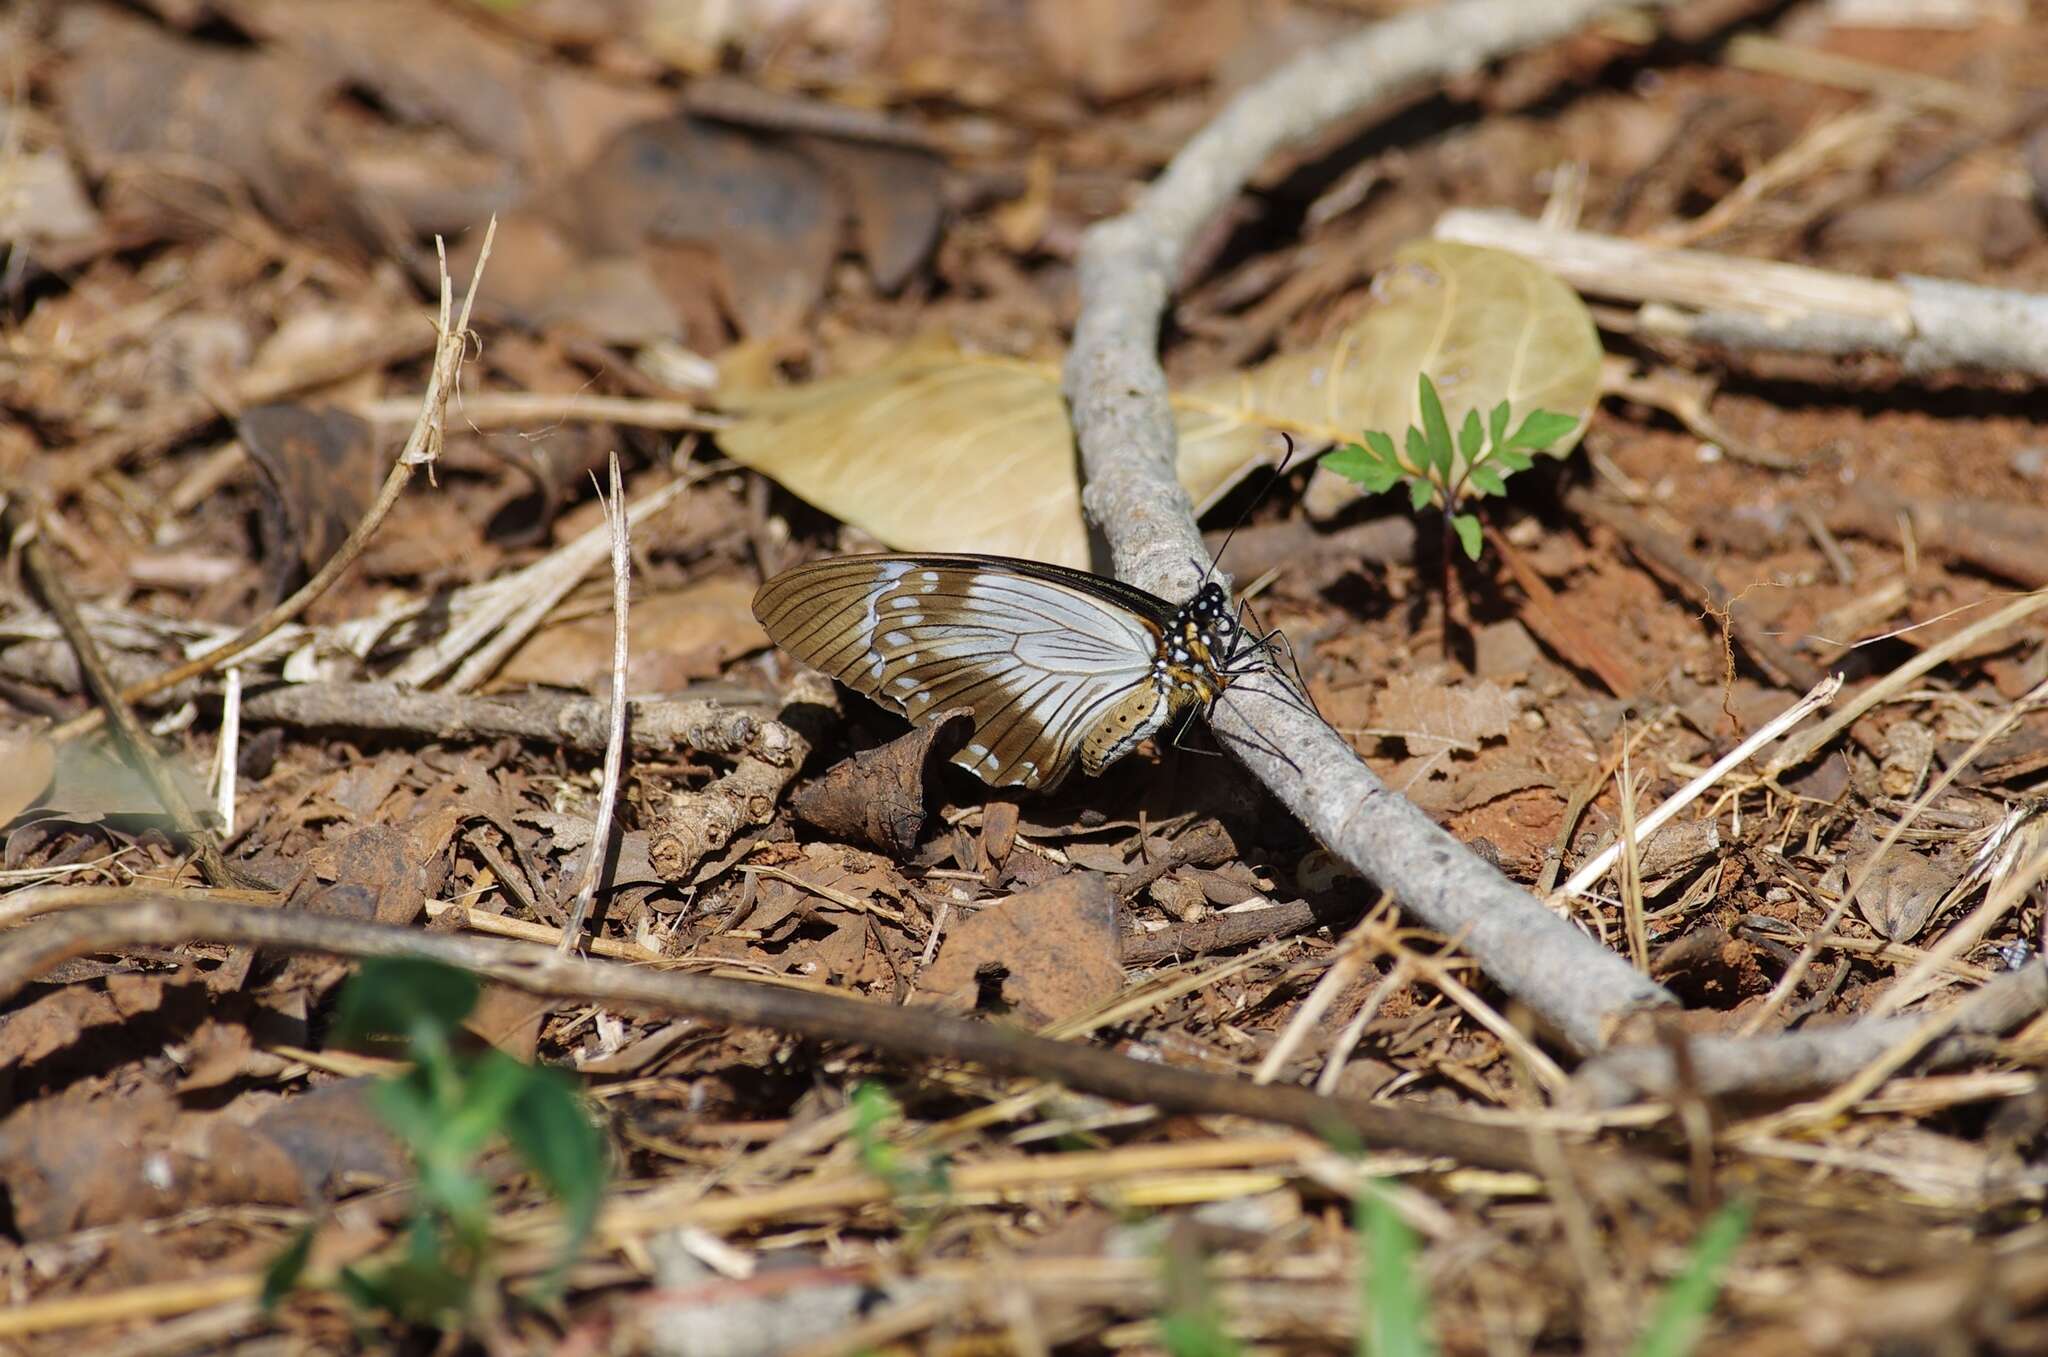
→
(752, 553, 1250, 791)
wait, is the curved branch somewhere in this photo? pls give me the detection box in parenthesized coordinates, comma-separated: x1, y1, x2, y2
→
(1064, 0, 1680, 1053)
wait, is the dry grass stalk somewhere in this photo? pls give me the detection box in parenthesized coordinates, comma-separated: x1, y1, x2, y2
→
(557, 452, 631, 955)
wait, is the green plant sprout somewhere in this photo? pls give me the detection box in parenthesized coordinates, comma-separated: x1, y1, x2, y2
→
(1158, 1238, 1245, 1357)
(262, 958, 607, 1331)
(849, 1081, 952, 1199)
(1356, 1182, 1434, 1357)
(1322, 373, 1579, 562)
(1346, 1177, 1752, 1357)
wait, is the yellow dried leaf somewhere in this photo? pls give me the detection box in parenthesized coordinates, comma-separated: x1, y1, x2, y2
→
(716, 242, 1599, 564)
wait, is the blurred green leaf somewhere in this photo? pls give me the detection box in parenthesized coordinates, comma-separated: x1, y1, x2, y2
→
(1417, 375, 1454, 478)
(1451, 514, 1483, 561)
(1467, 465, 1508, 497)
(260, 1223, 316, 1311)
(1631, 1198, 1753, 1357)
(331, 959, 478, 1048)
(1356, 1183, 1435, 1357)
(1508, 409, 1580, 451)
(1324, 444, 1406, 494)
(503, 1066, 607, 1287)
(1457, 409, 1484, 462)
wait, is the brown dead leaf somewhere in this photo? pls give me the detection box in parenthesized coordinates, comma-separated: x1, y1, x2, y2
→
(0, 973, 165, 1070)
(456, 212, 684, 343)
(0, 734, 56, 825)
(0, 1091, 305, 1240)
(0, 147, 101, 249)
(818, 138, 946, 293)
(790, 711, 976, 859)
(237, 404, 379, 606)
(1374, 672, 1520, 748)
(1030, 0, 1246, 102)
(914, 873, 1122, 1026)
(468, 984, 551, 1064)
(574, 116, 839, 338)
(495, 576, 769, 692)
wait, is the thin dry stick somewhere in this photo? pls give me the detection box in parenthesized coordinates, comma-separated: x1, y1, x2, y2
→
(1315, 959, 1413, 1097)
(558, 453, 631, 955)
(1741, 675, 2048, 1036)
(1765, 592, 2048, 777)
(1062, 0, 1681, 1057)
(212, 666, 241, 837)
(1252, 909, 1384, 1086)
(356, 390, 725, 431)
(1617, 742, 1648, 974)
(46, 221, 497, 744)
(1554, 675, 1841, 902)
(0, 888, 1559, 1174)
(3, 497, 238, 887)
(1878, 829, 2048, 1016)
(1572, 957, 2048, 1108)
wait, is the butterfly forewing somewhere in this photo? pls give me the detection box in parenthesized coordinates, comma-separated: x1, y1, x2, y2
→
(753, 555, 1175, 789)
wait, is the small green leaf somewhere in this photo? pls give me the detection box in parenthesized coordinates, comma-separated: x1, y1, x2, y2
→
(1457, 409, 1483, 463)
(1404, 425, 1433, 479)
(1630, 1198, 1753, 1357)
(340, 1254, 474, 1328)
(503, 1068, 607, 1287)
(1416, 374, 1454, 475)
(1466, 464, 1508, 497)
(1451, 513, 1483, 561)
(1324, 444, 1406, 494)
(1357, 1182, 1435, 1357)
(1406, 477, 1434, 512)
(1487, 400, 1510, 450)
(331, 959, 479, 1048)
(1491, 447, 1536, 474)
(1363, 429, 1400, 467)
(1506, 409, 1579, 451)
(261, 1223, 317, 1311)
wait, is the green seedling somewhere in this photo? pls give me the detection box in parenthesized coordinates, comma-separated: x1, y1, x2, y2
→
(1322, 373, 1579, 562)
(1356, 1181, 1434, 1357)
(1158, 1237, 1245, 1357)
(263, 958, 606, 1332)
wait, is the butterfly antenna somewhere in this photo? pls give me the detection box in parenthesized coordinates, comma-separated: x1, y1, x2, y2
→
(1197, 433, 1300, 591)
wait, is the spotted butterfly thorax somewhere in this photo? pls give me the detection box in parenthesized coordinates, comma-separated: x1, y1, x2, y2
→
(751, 554, 1261, 791)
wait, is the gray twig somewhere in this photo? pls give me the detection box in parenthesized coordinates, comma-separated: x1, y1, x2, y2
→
(1062, 0, 1678, 1054)
(235, 682, 767, 756)
(0, 887, 1569, 1174)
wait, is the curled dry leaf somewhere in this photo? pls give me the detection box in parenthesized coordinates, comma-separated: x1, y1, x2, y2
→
(789, 709, 976, 859)
(717, 243, 1598, 566)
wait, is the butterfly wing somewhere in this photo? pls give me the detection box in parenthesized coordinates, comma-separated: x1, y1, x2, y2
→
(753, 555, 1170, 789)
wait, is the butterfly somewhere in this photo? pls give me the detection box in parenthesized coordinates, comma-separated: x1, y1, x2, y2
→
(752, 554, 1288, 791)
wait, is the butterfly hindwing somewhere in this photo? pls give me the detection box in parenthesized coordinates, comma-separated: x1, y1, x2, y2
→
(753, 555, 1174, 789)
